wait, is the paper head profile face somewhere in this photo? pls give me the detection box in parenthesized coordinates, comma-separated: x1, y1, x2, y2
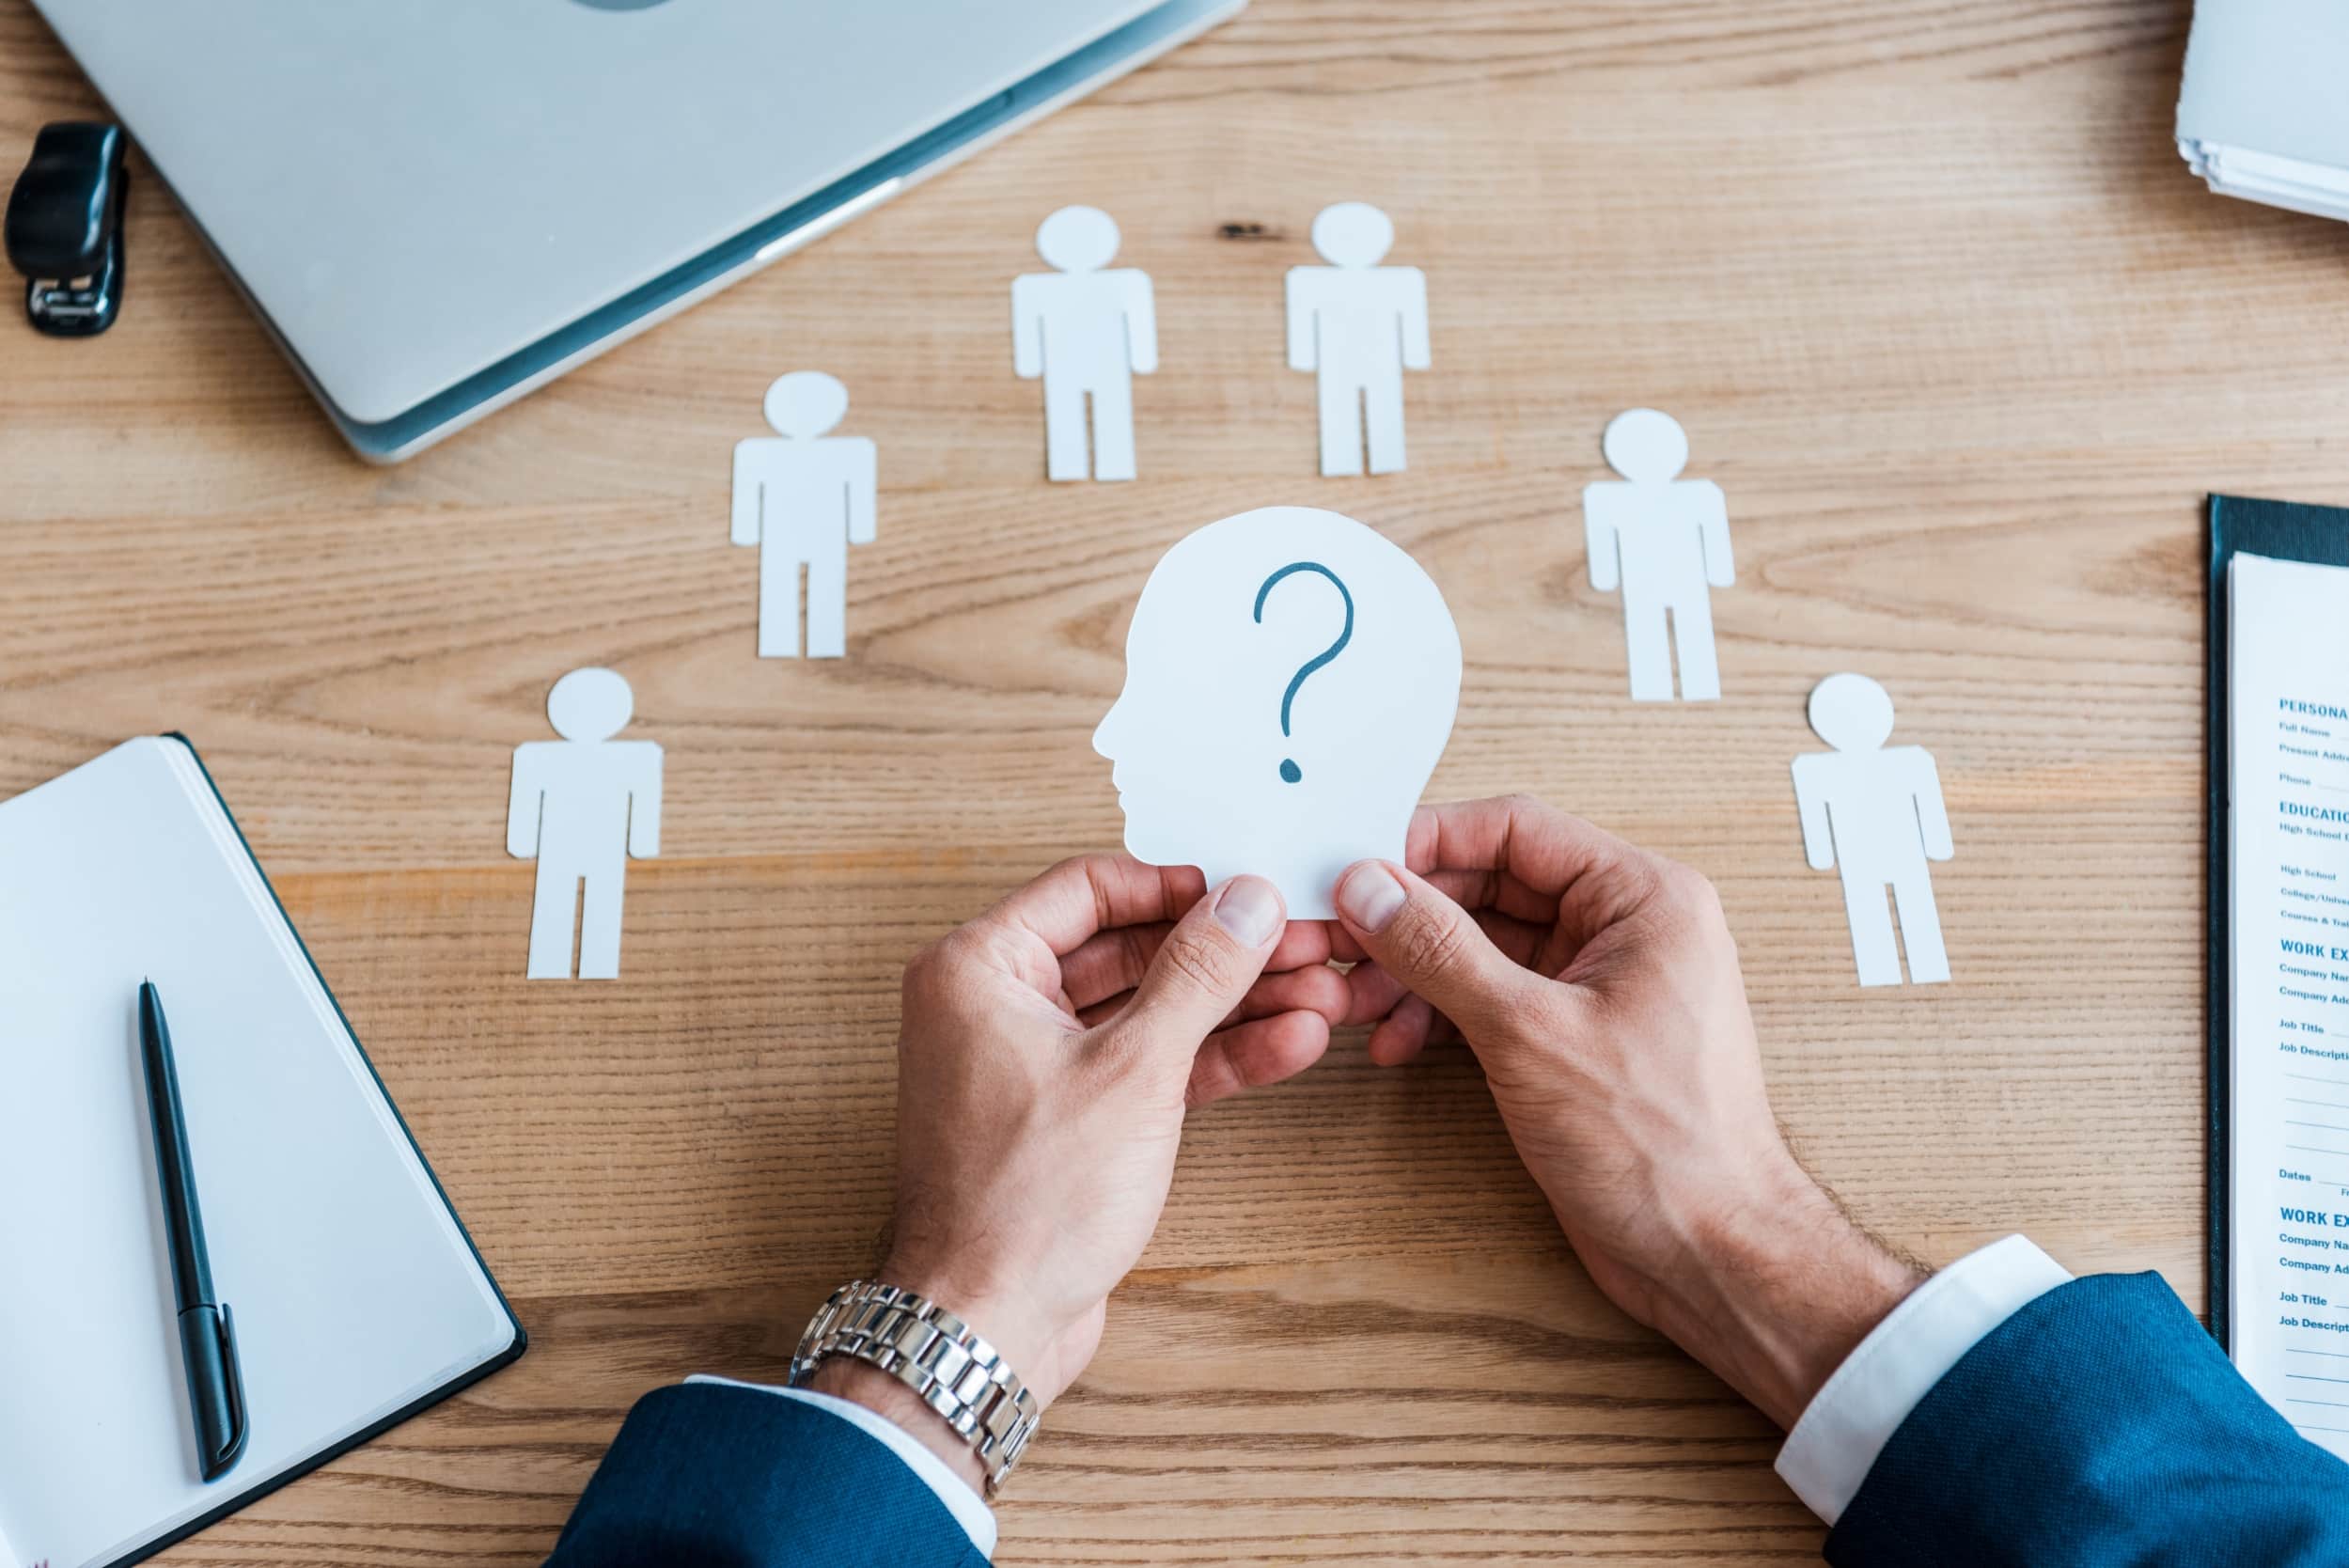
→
(1093, 507, 1463, 918)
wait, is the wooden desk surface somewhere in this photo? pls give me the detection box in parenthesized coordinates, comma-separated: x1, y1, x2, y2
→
(2, 1, 2337, 1560)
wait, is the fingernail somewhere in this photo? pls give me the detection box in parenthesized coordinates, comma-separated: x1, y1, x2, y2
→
(1212, 876, 1283, 946)
(1337, 862, 1406, 933)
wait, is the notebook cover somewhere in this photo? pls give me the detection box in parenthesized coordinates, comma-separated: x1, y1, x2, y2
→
(88, 735, 530, 1568)
(2205, 495, 2349, 1351)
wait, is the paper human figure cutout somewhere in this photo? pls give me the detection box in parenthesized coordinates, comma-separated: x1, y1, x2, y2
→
(731, 370, 878, 659)
(508, 668, 664, 980)
(1287, 202, 1431, 477)
(1584, 408, 1734, 701)
(1793, 674, 1952, 988)
(1013, 205, 1157, 482)
(1094, 507, 1462, 918)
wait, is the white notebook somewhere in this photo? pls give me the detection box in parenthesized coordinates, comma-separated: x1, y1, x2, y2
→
(2225, 554, 2349, 1464)
(0, 738, 524, 1568)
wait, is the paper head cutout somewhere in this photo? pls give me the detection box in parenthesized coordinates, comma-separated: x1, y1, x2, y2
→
(762, 369, 849, 438)
(1037, 204, 1120, 272)
(1808, 671, 1895, 750)
(1093, 507, 1462, 918)
(1311, 201, 1395, 267)
(1602, 407, 1689, 482)
(547, 666, 634, 741)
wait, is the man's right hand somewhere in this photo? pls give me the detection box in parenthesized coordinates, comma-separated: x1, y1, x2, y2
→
(1330, 795, 1925, 1430)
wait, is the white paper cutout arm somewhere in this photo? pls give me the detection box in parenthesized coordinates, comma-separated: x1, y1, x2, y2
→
(1399, 266, 1432, 371)
(1584, 488, 1621, 594)
(1793, 754, 1837, 871)
(1092, 506, 1462, 919)
(1909, 748, 1955, 861)
(507, 748, 544, 859)
(846, 437, 879, 546)
(1123, 272, 1159, 376)
(729, 441, 764, 548)
(1697, 478, 1734, 588)
(1011, 274, 1046, 381)
(1285, 269, 1317, 372)
(628, 745, 664, 859)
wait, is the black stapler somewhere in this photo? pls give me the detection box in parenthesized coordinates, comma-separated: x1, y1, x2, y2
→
(5, 121, 128, 337)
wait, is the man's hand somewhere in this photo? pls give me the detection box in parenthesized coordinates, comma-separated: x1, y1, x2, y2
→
(812, 856, 1345, 1487)
(1330, 795, 1925, 1429)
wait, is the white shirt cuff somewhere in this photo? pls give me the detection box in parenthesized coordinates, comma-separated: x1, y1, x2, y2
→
(685, 1374, 996, 1556)
(1774, 1234, 2072, 1526)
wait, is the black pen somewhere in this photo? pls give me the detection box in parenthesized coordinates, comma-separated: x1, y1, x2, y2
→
(139, 980, 249, 1482)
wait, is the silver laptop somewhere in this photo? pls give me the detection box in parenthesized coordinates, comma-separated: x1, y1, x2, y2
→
(29, 0, 1244, 462)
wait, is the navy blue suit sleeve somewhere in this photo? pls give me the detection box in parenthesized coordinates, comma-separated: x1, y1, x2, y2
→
(542, 1383, 989, 1568)
(1827, 1272, 2349, 1568)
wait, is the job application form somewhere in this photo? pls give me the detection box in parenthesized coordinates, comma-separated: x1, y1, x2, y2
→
(2228, 550, 2349, 1460)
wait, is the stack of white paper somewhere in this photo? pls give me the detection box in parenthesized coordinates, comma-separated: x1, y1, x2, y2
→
(2178, 0, 2349, 223)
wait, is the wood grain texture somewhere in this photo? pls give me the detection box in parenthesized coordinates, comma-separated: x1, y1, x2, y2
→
(0, 0, 2326, 1560)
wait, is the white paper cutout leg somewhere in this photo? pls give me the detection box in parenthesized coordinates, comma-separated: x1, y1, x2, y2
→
(1015, 207, 1156, 484)
(576, 859, 627, 981)
(1793, 674, 1954, 991)
(1891, 863, 1950, 984)
(509, 668, 665, 980)
(1584, 410, 1734, 703)
(1670, 593, 1722, 701)
(805, 527, 849, 660)
(1091, 507, 1463, 918)
(1318, 375, 1364, 478)
(1288, 204, 1427, 478)
(760, 545, 803, 659)
(1317, 374, 1363, 478)
(735, 372, 877, 660)
(1621, 595, 1675, 701)
(527, 863, 580, 980)
(1089, 376, 1137, 484)
(1045, 378, 1091, 481)
(1363, 358, 1408, 477)
(1840, 872, 1903, 987)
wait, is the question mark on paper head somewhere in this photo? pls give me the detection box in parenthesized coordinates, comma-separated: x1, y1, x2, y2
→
(1253, 560, 1355, 784)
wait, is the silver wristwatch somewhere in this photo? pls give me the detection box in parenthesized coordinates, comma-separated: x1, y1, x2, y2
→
(791, 1279, 1041, 1497)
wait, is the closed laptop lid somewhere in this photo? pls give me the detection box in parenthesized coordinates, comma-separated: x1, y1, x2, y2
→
(30, 0, 1161, 423)
(2178, 0, 2349, 168)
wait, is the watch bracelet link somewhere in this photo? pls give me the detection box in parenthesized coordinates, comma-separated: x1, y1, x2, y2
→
(791, 1279, 1041, 1497)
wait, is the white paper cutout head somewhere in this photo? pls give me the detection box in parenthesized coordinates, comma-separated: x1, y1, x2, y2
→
(1602, 407, 1689, 482)
(1037, 205, 1120, 273)
(1312, 201, 1395, 268)
(547, 666, 634, 742)
(1808, 671, 1895, 751)
(1093, 507, 1462, 918)
(763, 370, 849, 438)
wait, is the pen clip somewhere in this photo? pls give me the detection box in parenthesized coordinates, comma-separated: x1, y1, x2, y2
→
(205, 1300, 249, 1480)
